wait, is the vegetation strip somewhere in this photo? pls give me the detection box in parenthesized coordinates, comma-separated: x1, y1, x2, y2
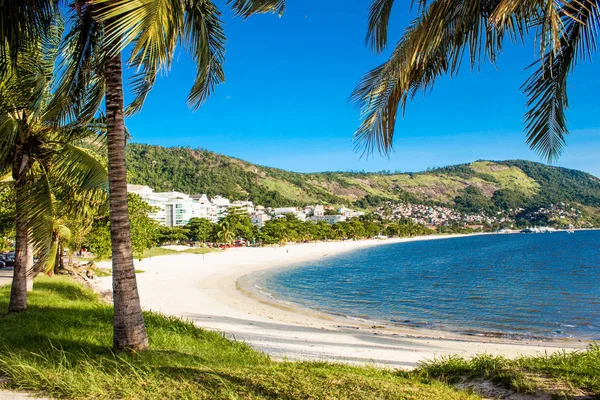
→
(0, 277, 598, 399)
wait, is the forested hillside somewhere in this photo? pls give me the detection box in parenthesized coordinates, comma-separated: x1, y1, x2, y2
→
(126, 143, 600, 213)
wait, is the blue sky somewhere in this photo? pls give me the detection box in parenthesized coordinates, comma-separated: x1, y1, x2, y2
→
(124, 0, 600, 176)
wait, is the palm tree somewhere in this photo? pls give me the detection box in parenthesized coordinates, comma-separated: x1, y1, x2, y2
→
(0, 23, 108, 312)
(0, 0, 286, 349)
(1, 0, 285, 349)
(45, 187, 107, 275)
(352, 0, 599, 161)
(216, 220, 236, 246)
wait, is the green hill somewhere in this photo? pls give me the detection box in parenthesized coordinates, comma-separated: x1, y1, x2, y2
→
(125, 143, 600, 216)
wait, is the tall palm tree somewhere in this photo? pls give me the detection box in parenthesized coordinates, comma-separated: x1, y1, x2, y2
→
(352, 0, 599, 161)
(1, 0, 286, 349)
(0, 22, 108, 312)
(1, 0, 285, 349)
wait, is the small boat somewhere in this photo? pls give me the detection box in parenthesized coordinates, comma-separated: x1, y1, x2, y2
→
(567, 227, 575, 234)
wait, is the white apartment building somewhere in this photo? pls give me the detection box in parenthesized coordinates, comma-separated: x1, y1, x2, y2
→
(231, 200, 255, 215)
(273, 207, 297, 215)
(309, 215, 346, 224)
(127, 185, 224, 226)
(273, 207, 306, 222)
(191, 194, 218, 222)
(212, 196, 231, 219)
(127, 185, 167, 225)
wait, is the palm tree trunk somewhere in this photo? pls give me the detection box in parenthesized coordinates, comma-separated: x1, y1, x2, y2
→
(9, 176, 29, 312)
(105, 52, 148, 351)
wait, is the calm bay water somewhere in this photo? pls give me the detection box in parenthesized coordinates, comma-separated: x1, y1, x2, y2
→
(262, 231, 600, 339)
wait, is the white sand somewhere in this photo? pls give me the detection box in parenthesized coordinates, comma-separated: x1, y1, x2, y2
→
(95, 236, 587, 369)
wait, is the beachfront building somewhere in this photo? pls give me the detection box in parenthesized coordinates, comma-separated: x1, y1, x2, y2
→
(273, 207, 307, 222)
(164, 192, 198, 227)
(338, 207, 365, 219)
(190, 194, 219, 223)
(128, 184, 371, 228)
(212, 196, 231, 219)
(231, 200, 255, 215)
(127, 185, 168, 225)
(127, 185, 227, 226)
(308, 215, 346, 224)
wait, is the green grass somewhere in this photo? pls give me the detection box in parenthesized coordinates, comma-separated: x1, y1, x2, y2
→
(417, 347, 600, 398)
(133, 246, 215, 260)
(92, 247, 216, 262)
(0, 277, 479, 399)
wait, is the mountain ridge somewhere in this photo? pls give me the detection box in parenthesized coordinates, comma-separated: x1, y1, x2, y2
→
(125, 143, 600, 221)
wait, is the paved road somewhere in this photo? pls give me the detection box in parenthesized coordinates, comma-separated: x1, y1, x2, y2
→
(0, 269, 12, 287)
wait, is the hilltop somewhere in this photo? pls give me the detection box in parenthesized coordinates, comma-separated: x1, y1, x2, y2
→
(126, 143, 600, 223)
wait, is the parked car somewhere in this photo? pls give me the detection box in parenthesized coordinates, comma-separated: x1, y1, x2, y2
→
(0, 254, 15, 268)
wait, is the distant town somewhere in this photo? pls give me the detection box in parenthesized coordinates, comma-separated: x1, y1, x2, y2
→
(374, 201, 585, 229)
(127, 185, 588, 230)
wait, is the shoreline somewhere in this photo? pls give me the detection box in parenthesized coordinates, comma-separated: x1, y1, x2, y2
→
(239, 233, 595, 343)
(95, 233, 589, 368)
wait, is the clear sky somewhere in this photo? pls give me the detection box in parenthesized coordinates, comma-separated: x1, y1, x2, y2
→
(124, 0, 600, 176)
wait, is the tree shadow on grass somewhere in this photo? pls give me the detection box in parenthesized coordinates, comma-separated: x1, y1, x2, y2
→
(30, 280, 99, 302)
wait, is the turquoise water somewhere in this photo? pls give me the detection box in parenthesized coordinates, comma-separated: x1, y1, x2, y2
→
(263, 231, 600, 339)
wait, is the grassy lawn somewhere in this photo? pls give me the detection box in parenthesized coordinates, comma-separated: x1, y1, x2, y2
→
(138, 246, 216, 259)
(0, 277, 598, 399)
(421, 347, 600, 398)
(0, 277, 477, 399)
(88, 247, 217, 265)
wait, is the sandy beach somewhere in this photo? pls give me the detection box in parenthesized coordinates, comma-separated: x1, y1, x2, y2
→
(95, 235, 587, 369)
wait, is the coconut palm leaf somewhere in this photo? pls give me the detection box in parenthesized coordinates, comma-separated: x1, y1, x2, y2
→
(91, 0, 225, 113)
(183, 0, 226, 110)
(522, 0, 599, 161)
(226, 0, 286, 18)
(352, 0, 507, 156)
(355, 0, 598, 161)
(366, 0, 396, 53)
(45, 1, 106, 126)
(20, 165, 54, 275)
(0, 119, 20, 169)
(93, 0, 285, 113)
(53, 144, 109, 191)
(0, 0, 58, 67)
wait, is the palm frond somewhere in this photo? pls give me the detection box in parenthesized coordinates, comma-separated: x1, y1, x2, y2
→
(226, 0, 285, 18)
(0, 170, 12, 183)
(119, 0, 185, 115)
(45, 1, 106, 126)
(93, 0, 226, 112)
(352, 0, 506, 156)
(0, 0, 58, 68)
(0, 118, 20, 169)
(366, 0, 396, 53)
(20, 164, 54, 275)
(522, 0, 599, 162)
(53, 144, 108, 191)
(183, 0, 226, 110)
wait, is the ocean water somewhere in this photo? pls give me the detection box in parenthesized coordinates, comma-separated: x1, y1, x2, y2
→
(262, 231, 600, 339)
